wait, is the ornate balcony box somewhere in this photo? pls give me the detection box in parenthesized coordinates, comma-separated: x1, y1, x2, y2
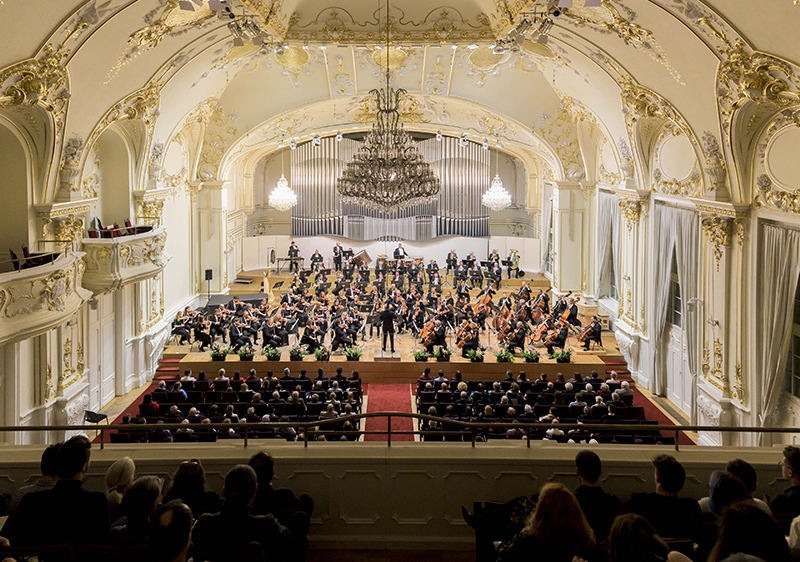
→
(0, 252, 92, 345)
(82, 226, 168, 292)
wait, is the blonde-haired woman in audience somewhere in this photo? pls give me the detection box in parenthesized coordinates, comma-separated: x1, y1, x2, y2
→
(105, 457, 135, 523)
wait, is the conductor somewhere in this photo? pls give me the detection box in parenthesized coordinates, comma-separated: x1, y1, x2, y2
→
(380, 303, 397, 353)
(393, 243, 408, 260)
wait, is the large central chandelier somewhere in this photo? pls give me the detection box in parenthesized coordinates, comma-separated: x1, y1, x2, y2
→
(336, 0, 440, 211)
(269, 146, 297, 212)
(482, 147, 512, 212)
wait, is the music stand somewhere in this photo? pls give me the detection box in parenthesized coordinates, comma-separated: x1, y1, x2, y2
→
(321, 268, 332, 276)
(298, 282, 311, 292)
(356, 282, 369, 291)
(480, 261, 490, 268)
(272, 281, 284, 290)
(501, 260, 512, 267)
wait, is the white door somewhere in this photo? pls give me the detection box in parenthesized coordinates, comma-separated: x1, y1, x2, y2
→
(664, 324, 692, 416)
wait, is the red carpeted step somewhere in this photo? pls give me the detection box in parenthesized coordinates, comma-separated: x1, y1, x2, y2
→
(603, 361, 628, 366)
(160, 358, 183, 363)
(156, 366, 180, 372)
(607, 369, 631, 375)
(153, 374, 179, 381)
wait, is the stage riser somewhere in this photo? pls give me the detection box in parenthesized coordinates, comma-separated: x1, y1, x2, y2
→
(176, 358, 607, 384)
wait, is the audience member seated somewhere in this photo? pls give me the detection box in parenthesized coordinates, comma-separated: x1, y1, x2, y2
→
(770, 445, 800, 523)
(192, 465, 292, 560)
(162, 459, 221, 517)
(105, 456, 136, 523)
(707, 502, 790, 562)
(608, 514, 692, 562)
(614, 381, 634, 396)
(573, 450, 622, 539)
(3, 435, 110, 550)
(698, 458, 772, 515)
(108, 475, 164, 546)
(8, 443, 59, 514)
(497, 483, 605, 562)
(148, 500, 193, 562)
(626, 454, 701, 539)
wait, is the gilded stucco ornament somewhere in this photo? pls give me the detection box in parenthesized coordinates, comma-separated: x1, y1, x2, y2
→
(701, 339, 728, 392)
(701, 132, 727, 192)
(59, 136, 85, 193)
(197, 103, 238, 181)
(536, 106, 585, 181)
(700, 215, 733, 269)
(618, 200, 642, 232)
(753, 108, 800, 213)
(755, 174, 800, 214)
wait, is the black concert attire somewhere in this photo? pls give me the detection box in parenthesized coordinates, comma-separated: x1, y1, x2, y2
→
(210, 313, 227, 343)
(518, 285, 532, 301)
(566, 303, 581, 327)
(343, 261, 355, 281)
(262, 323, 282, 348)
(552, 298, 568, 318)
(194, 323, 212, 351)
(288, 243, 300, 273)
(456, 281, 470, 302)
(446, 252, 458, 275)
(380, 308, 397, 352)
(229, 323, 248, 351)
(460, 327, 479, 358)
(310, 251, 324, 271)
(394, 246, 408, 260)
(507, 327, 527, 354)
(469, 266, 483, 287)
(547, 326, 569, 355)
(172, 317, 191, 344)
(426, 325, 447, 354)
(583, 320, 602, 350)
(300, 325, 320, 351)
(536, 292, 550, 314)
(333, 245, 343, 271)
(331, 322, 352, 352)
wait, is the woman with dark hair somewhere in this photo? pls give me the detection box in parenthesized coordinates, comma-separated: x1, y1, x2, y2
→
(608, 513, 692, 562)
(162, 459, 221, 517)
(498, 483, 603, 562)
(707, 503, 790, 562)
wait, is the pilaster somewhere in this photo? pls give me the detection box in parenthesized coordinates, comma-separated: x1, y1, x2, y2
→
(192, 181, 231, 293)
(551, 181, 594, 293)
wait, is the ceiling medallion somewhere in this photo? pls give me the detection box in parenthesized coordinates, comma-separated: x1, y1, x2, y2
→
(371, 46, 409, 71)
(336, 0, 440, 211)
(275, 45, 311, 68)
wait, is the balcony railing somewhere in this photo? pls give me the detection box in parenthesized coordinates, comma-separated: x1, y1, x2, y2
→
(81, 226, 168, 292)
(0, 251, 92, 345)
(3, 414, 796, 452)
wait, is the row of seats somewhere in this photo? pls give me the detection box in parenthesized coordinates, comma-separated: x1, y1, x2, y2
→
(416, 390, 635, 407)
(178, 378, 362, 393)
(416, 378, 622, 394)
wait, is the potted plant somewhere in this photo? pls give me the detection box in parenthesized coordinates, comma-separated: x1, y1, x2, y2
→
(237, 343, 255, 362)
(554, 348, 573, 364)
(314, 347, 331, 362)
(413, 350, 429, 362)
(210, 345, 229, 362)
(433, 347, 452, 362)
(466, 349, 484, 363)
(263, 346, 282, 361)
(344, 346, 362, 361)
(521, 349, 540, 363)
(289, 346, 307, 361)
(494, 346, 514, 363)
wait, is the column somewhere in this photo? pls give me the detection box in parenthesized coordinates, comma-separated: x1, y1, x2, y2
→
(551, 181, 594, 293)
(195, 182, 230, 294)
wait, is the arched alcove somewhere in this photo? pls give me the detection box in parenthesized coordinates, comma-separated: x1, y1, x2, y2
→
(95, 123, 135, 227)
(0, 120, 33, 269)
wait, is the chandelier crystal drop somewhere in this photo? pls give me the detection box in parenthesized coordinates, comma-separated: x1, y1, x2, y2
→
(482, 173, 512, 212)
(269, 148, 297, 212)
(335, 0, 440, 211)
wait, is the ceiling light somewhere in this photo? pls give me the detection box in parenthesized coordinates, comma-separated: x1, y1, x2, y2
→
(516, 19, 533, 34)
(313, 134, 321, 147)
(436, 131, 442, 142)
(459, 133, 468, 147)
(290, 139, 297, 150)
(482, 138, 489, 150)
(336, 131, 343, 142)
(538, 18, 554, 35)
(269, 149, 296, 212)
(483, 148, 512, 212)
(492, 43, 504, 55)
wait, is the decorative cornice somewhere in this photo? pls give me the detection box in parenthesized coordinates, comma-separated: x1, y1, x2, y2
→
(34, 200, 96, 219)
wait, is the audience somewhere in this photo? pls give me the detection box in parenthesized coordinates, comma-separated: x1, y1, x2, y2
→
(708, 503, 791, 562)
(498, 482, 603, 562)
(770, 445, 800, 520)
(162, 459, 221, 517)
(607, 513, 691, 562)
(573, 450, 622, 539)
(108, 475, 164, 546)
(105, 456, 136, 522)
(192, 465, 292, 560)
(626, 454, 701, 538)
(8, 442, 59, 514)
(148, 500, 193, 562)
(3, 435, 109, 549)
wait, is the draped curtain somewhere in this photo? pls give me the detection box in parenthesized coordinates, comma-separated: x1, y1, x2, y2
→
(652, 205, 700, 419)
(758, 223, 800, 430)
(596, 192, 621, 297)
(540, 182, 554, 272)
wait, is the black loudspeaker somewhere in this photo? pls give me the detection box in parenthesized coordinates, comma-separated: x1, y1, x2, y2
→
(205, 269, 213, 281)
(517, 271, 526, 278)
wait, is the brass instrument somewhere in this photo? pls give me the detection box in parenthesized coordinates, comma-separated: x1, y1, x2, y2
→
(509, 249, 520, 270)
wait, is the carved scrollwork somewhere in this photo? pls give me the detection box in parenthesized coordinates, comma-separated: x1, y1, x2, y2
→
(701, 215, 733, 268)
(697, 393, 723, 427)
(618, 200, 642, 232)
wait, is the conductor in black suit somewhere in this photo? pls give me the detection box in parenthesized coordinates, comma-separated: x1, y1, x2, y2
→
(380, 303, 397, 353)
(393, 243, 408, 260)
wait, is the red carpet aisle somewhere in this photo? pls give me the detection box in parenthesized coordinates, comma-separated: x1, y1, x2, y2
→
(93, 383, 159, 444)
(632, 391, 695, 446)
(362, 383, 415, 442)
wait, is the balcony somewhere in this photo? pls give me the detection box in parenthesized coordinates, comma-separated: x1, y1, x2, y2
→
(0, 252, 92, 345)
(81, 226, 168, 292)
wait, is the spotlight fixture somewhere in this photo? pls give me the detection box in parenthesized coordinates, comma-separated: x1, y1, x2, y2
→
(459, 133, 468, 147)
(336, 131, 343, 142)
(313, 134, 321, 147)
(516, 18, 533, 35)
(537, 17, 554, 35)
(436, 131, 442, 142)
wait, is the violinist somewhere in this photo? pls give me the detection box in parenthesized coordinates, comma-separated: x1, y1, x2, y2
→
(194, 318, 212, 352)
(546, 321, 570, 356)
(210, 309, 227, 343)
(261, 318, 283, 348)
(506, 321, 527, 354)
(171, 311, 191, 344)
(581, 316, 603, 350)
(300, 322, 320, 352)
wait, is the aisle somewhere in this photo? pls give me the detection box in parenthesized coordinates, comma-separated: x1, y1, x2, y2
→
(362, 383, 415, 442)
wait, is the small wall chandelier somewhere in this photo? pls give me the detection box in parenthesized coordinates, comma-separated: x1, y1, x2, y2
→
(336, 0, 440, 211)
(482, 147, 512, 212)
(269, 146, 297, 212)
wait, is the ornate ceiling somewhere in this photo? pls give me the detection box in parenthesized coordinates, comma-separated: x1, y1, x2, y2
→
(1, 0, 799, 206)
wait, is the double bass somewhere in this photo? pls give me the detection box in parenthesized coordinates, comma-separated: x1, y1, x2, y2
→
(419, 320, 436, 346)
(576, 324, 593, 342)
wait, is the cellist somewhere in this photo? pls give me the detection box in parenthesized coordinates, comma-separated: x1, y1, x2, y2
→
(546, 321, 570, 356)
(506, 321, 527, 354)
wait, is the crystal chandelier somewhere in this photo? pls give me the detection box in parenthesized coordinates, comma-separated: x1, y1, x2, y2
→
(482, 148, 512, 212)
(336, 0, 440, 211)
(269, 147, 297, 212)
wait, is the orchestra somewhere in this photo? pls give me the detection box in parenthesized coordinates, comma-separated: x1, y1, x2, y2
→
(168, 243, 605, 361)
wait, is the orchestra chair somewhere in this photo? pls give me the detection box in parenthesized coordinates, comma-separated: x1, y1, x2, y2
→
(84, 410, 109, 439)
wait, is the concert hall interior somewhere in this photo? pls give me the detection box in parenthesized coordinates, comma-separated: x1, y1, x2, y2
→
(2, 0, 800, 559)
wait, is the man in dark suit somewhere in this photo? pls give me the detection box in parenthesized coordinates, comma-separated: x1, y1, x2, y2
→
(333, 243, 343, 271)
(380, 303, 397, 353)
(3, 435, 110, 549)
(192, 465, 293, 559)
(426, 320, 447, 354)
(393, 243, 408, 260)
(566, 297, 581, 327)
(546, 322, 570, 355)
(288, 241, 300, 272)
(583, 317, 603, 350)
